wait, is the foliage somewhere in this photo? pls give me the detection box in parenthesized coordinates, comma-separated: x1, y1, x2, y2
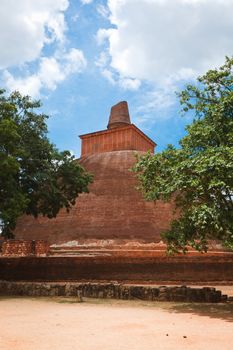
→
(0, 89, 92, 237)
(134, 57, 233, 253)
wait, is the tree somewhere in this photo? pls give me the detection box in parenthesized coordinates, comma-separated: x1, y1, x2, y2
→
(0, 89, 92, 238)
(134, 57, 233, 253)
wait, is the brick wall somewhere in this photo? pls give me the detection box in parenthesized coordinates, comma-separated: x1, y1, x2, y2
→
(80, 125, 154, 157)
(14, 151, 177, 244)
(0, 255, 233, 282)
(2, 240, 49, 257)
(2, 240, 34, 257)
(35, 241, 50, 256)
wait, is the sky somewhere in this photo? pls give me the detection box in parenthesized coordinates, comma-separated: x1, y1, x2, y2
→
(0, 0, 233, 156)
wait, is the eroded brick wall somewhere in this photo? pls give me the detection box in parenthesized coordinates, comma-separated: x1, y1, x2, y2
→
(2, 240, 49, 257)
(0, 255, 233, 282)
(2, 240, 34, 257)
(14, 151, 178, 244)
(35, 241, 50, 256)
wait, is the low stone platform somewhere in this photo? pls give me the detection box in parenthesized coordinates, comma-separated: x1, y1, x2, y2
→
(0, 281, 228, 303)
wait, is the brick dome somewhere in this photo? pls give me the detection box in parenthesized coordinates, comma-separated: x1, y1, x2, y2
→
(15, 150, 176, 244)
(14, 102, 175, 246)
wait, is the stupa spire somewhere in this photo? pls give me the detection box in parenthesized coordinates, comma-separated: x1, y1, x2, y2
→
(107, 101, 131, 129)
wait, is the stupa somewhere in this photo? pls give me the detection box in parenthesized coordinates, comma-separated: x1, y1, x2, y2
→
(2, 101, 233, 284)
(14, 101, 176, 246)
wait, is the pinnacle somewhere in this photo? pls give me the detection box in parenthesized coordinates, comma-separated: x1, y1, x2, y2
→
(107, 101, 131, 129)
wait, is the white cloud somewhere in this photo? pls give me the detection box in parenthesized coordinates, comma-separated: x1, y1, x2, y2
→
(3, 49, 87, 97)
(137, 86, 176, 115)
(63, 48, 87, 74)
(39, 57, 65, 90)
(96, 28, 114, 46)
(3, 71, 42, 98)
(101, 69, 116, 85)
(119, 77, 141, 90)
(0, 0, 69, 69)
(99, 0, 233, 84)
(0, 1, 87, 97)
(94, 0, 233, 119)
(95, 50, 141, 91)
(97, 4, 110, 19)
(95, 51, 109, 68)
(80, 0, 93, 4)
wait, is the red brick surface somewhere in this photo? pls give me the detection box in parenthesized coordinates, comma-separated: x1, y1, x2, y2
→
(14, 150, 177, 244)
(2, 240, 33, 257)
(107, 101, 131, 129)
(80, 124, 155, 157)
(35, 241, 50, 256)
(2, 240, 49, 257)
(0, 255, 233, 282)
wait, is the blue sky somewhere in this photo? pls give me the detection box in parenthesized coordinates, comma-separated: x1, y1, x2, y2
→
(0, 0, 233, 156)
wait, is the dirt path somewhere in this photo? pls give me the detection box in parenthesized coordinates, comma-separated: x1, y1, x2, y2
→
(0, 297, 232, 350)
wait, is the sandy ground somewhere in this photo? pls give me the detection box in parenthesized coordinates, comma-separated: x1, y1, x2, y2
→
(0, 297, 233, 350)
